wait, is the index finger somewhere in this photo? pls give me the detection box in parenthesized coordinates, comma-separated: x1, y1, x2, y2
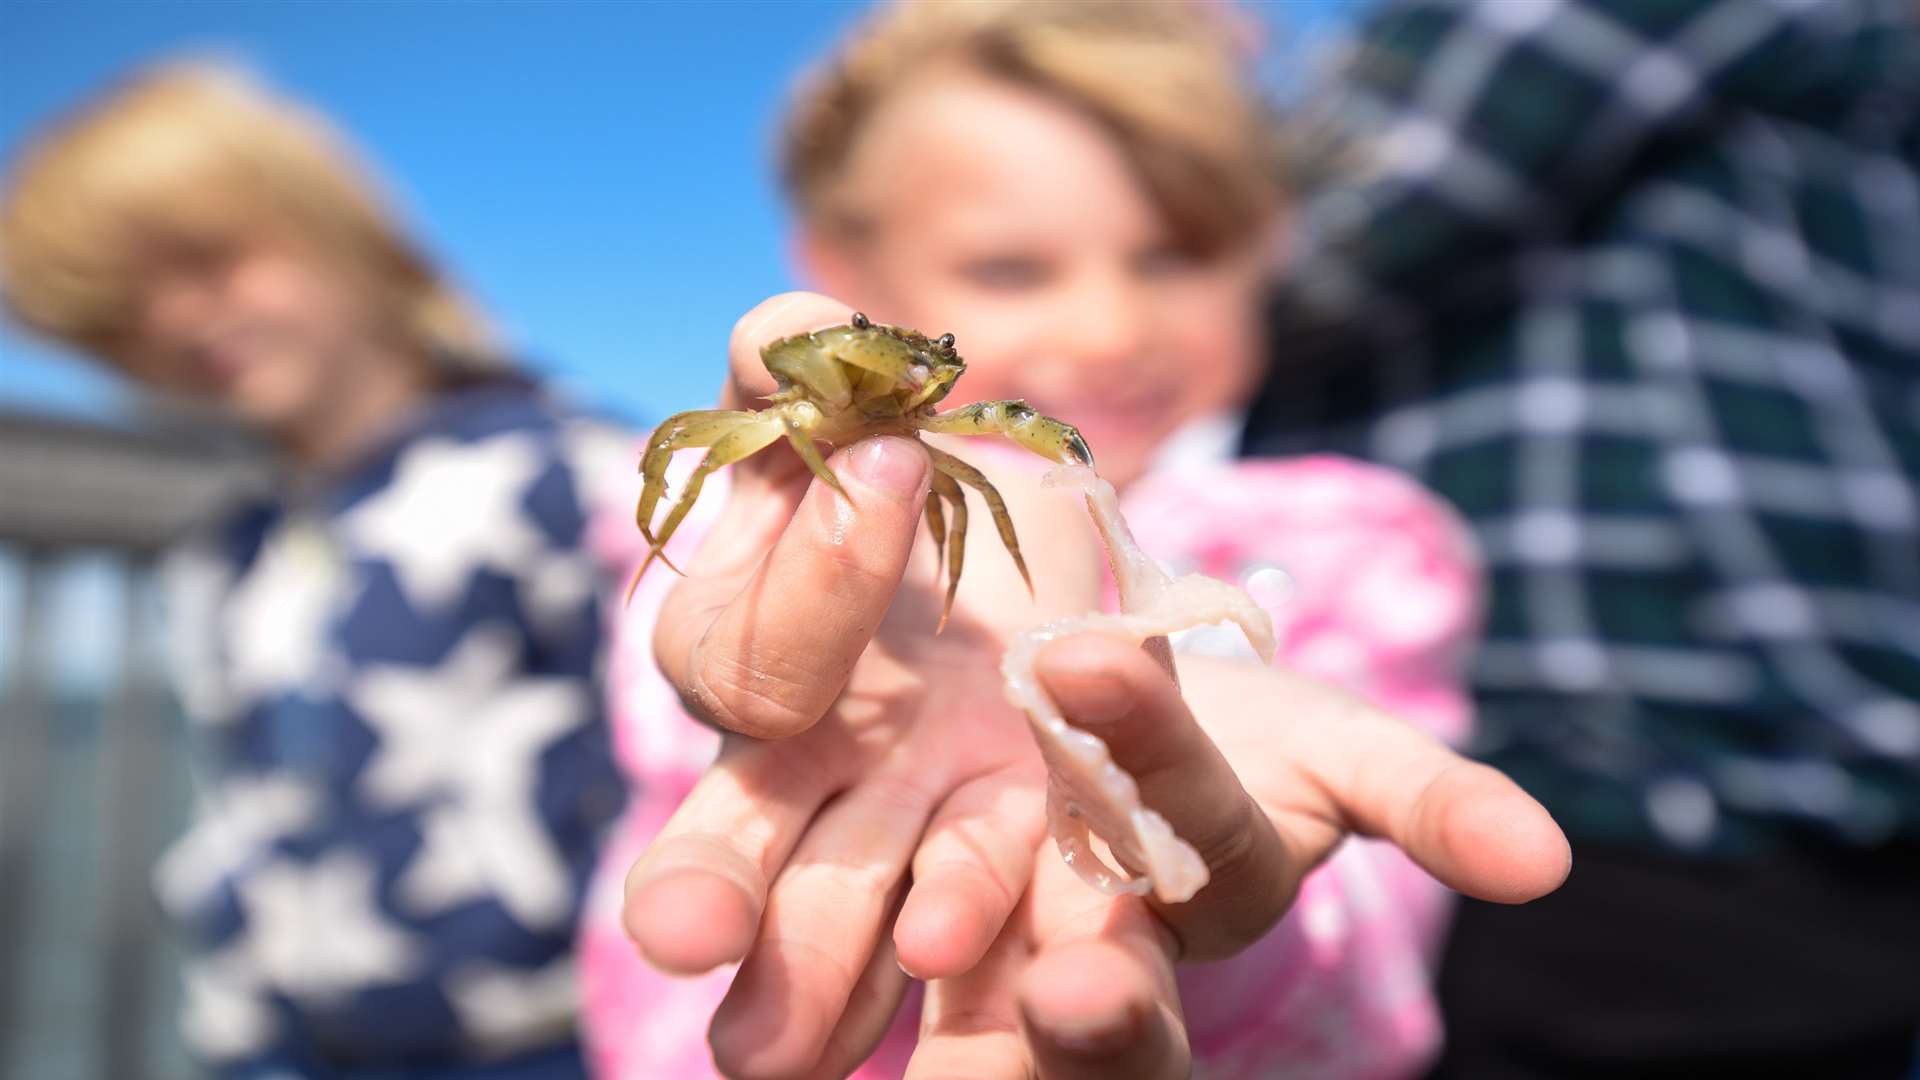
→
(651, 293, 934, 738)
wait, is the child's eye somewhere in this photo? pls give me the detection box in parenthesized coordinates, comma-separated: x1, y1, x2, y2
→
(153, 232, 237, 274)
(957, 256, 1049, 290)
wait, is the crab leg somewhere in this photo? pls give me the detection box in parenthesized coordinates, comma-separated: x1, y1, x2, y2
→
(929, 468, 968, 632)
(776, 402, 848, 498)
(914, 400, 1093, 467)
(638, 409, 755, 540)
(927, 445, 1033, 597)
(923, 479, 948, 570)
(636, 409, 760, 578)
(627, 413, 785, 601)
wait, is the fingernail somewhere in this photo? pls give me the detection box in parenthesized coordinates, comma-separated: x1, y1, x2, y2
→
(847, 437, 927, 498)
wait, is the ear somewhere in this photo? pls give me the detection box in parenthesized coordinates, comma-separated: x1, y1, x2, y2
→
(790, 224, 866, 302)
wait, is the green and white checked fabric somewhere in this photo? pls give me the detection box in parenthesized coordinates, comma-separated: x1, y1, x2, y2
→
(1247, 0, 1920, 853)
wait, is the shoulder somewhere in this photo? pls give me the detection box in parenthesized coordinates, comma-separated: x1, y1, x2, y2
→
(1126, 455, 1483, 691)
(345, 383, 636, 542)
(1126, 455, 1480, 579)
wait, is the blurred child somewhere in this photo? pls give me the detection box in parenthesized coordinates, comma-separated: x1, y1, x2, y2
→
(1, 64, 625, 1078)
(581, 3, 1484, 1076)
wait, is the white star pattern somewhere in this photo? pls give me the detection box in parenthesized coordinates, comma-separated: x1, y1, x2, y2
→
(395, 799, 575, 929)
(178, 947, 279, 1062)
(562, 419, 639, 527)
(350, 625, 589, 927)
(444, 956, 579, 1055)
(153, 774, 322, 918)
(351, 624, 514, 805)
(222, 517, 350, 701)
(342, 434, 548, 613)
(519, 550, 600, 636)
(519, 421, 630, 632)
(233, 851, 424, 1003)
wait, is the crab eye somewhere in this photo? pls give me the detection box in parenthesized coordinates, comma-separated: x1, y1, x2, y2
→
(850, 312, 871, 330)
(937, 333, 955, 349)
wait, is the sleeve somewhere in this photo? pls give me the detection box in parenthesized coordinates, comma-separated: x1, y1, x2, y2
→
(1288, 0, 1894, 319)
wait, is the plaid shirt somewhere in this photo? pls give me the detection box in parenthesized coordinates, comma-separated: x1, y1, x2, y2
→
(1245, 0, 1920, 854)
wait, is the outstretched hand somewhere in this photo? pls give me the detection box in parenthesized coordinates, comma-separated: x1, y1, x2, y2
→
(908, 637, 1569, 1079)
(621, 293, 1570, 1078)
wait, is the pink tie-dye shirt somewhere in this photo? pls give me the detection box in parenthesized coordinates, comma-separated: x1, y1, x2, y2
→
(579, 453, 1482, 1079)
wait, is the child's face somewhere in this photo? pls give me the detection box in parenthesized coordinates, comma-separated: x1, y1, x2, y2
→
(809, 70, 1274, 488)
(123, 233, 402, 441)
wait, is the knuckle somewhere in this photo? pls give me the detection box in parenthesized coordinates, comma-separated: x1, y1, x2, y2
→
(686, 639, 824, 738)
(1193, 808, 1262, 885)
(921, 856, 1018, 916)
(1173, 800, 1292, 962)
(858, 772, 936, 819)
(928, 1006, 1012, 1041)
(782, 857, 899, 913)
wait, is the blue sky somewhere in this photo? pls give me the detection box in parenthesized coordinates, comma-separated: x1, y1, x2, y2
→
(2, 0, 1367, 428)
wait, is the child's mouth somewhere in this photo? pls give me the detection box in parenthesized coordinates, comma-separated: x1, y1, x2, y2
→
(1030, 393, 1173, 444)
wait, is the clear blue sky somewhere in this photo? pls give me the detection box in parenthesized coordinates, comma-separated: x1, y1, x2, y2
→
(1, 0, 1367, 430)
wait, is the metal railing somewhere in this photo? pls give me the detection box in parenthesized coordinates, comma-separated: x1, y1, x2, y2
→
(0, 408, 266, 1080)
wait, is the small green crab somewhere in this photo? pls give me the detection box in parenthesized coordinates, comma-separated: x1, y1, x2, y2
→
(631, 313, 1093, 626)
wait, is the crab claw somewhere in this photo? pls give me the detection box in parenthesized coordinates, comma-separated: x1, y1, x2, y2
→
(623, 544, 685, 607)
(1064, 430, 1094, 467)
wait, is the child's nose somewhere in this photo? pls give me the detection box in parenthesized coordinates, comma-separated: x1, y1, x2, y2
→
(139, 273, 217, 343)
(1055, 274, 1148, 375)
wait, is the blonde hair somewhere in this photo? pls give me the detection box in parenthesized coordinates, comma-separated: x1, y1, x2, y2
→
(0, 61, 495, 368)
(780, 0, 1285, 255)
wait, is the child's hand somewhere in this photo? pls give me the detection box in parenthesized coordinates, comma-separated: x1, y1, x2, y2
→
(625, 292, 1089, 1074)
(620, 292, 1570, 1078)
(906, 638, 1571, 1078)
